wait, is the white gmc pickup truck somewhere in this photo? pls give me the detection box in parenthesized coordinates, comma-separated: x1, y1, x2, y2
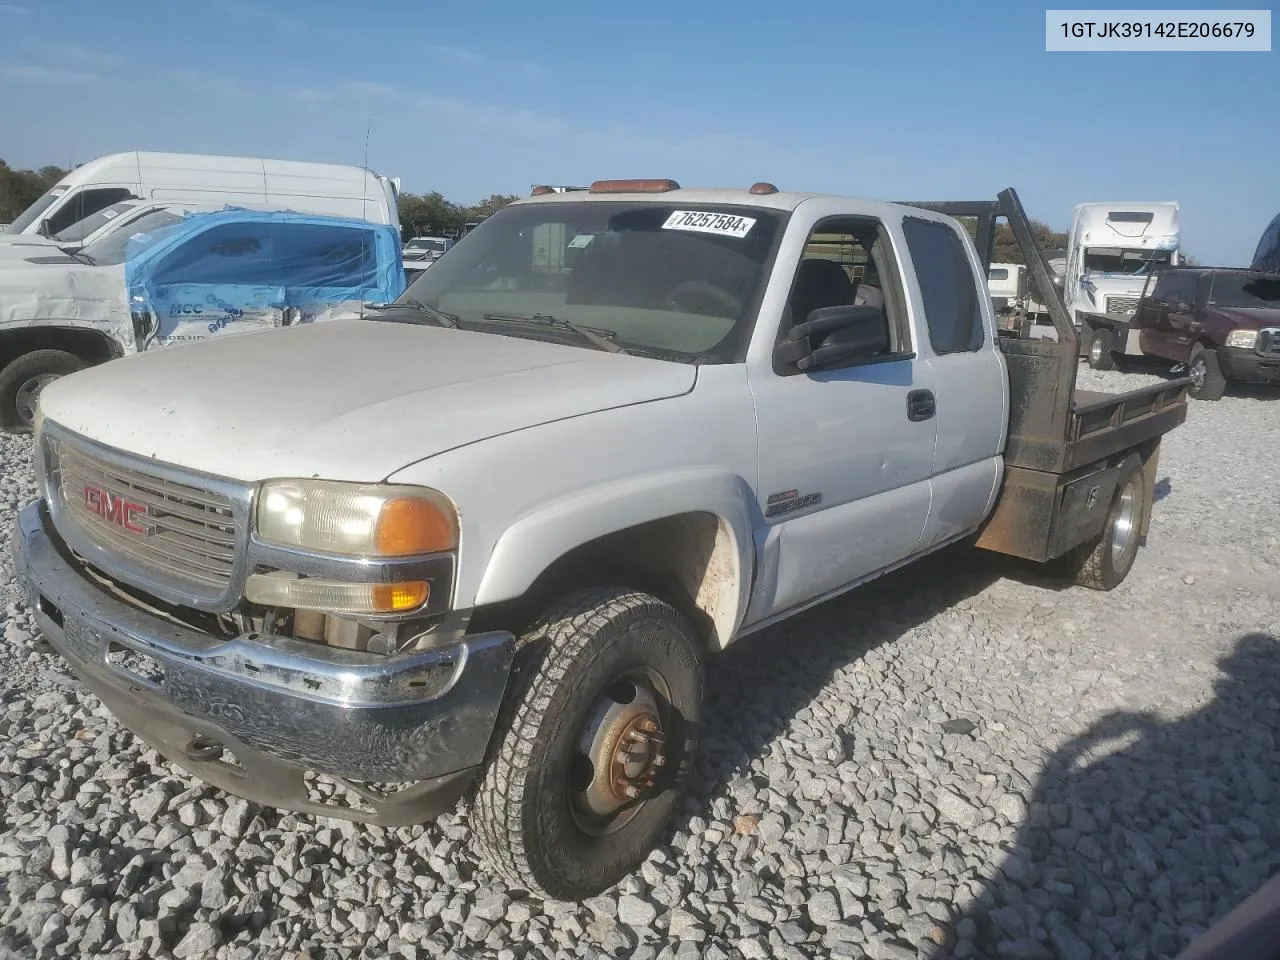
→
(13, 181, 1189, 901)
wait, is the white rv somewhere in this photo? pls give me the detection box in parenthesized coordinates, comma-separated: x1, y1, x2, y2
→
(2, 152, 400, 240)
(1063, 202, 1181, 325)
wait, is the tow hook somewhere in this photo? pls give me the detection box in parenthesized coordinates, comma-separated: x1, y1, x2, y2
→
(184, 735, 225, 762)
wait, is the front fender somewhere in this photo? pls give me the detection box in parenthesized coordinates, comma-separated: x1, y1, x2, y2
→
(474, 468, 757, 646)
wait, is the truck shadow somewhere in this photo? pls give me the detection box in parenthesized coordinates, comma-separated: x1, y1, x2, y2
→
(694, 543, 1006, 799)
(689, 550, 1280, 958)
(925, 630, 1280, 959)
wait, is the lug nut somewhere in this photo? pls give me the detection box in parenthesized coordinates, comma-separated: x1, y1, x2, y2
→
(623, 784, 641, 799)
(628, 730, 650, 745)
(651, 754, 666, 768)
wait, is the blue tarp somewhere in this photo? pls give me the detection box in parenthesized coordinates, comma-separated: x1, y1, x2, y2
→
(124, 208, 405, 347)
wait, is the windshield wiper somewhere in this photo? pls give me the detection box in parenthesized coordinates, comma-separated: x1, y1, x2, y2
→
(368, 298, 459, 328)
(481, 313, 627, 354)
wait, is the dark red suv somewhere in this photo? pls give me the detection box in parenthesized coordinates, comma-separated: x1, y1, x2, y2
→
(1081, 267, 1280, 400)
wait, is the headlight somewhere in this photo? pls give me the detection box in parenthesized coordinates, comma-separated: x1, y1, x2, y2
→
(256, 480, 457, 557)
(1225, 330, 1258, 349)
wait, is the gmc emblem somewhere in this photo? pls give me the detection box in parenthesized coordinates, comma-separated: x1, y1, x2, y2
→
(84, 485, 149, 535)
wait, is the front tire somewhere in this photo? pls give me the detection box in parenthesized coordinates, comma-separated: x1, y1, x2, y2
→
(0, 350, 85, 432)
(471, 588, 703, 900)
(1187, 344, 1227, 400)
(1059, 455, 1146, 591)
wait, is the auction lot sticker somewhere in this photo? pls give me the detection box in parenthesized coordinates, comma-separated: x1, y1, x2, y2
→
(663, 211, 756, 239)
(1046, 9, 1271, 51)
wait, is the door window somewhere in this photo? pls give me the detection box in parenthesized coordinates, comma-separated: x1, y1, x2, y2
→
(781, 217, 907, 357)
(1151, 271, 1199, 307)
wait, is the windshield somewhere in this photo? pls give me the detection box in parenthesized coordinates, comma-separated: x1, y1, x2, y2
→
(395, 201, 785, 361)
(1208, 273, 1280, 309)
(79, 209, 185, 265)
(1084, 247, 1174, 275)
(53, 201, 138, 244)
(8, 186, 67, 234)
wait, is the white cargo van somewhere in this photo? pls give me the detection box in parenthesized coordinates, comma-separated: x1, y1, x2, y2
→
(1063, 202, 1181, 325)
(2, 152, 400, 239)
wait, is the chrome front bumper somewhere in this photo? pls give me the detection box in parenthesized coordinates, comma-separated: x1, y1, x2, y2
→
(13, 501, 515, 825)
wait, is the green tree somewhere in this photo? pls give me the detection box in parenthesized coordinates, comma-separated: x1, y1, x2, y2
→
(465, 193, 521, 221)
(955, 215, 1067, 264)
(0, 160, 67, 223)
(397, 190, 464, 239)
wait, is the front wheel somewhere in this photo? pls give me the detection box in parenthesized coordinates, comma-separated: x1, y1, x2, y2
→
(470, 588, 703, 900)
(1058, 455, 1147, 591)
(1187, 344, 1227, 401)
(0, 350, 86, 432)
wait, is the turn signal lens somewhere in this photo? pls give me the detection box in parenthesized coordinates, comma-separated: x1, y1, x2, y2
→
(375, 497, 455, 557)
(246, 573, 430, 615)
(371, 581, 430, 612)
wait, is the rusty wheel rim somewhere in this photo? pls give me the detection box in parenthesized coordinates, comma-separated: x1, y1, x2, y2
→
(567, 670, 670, 837)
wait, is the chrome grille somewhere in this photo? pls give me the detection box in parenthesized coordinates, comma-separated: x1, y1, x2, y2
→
(42, 426, 250, 609)
(1259, 328, 1280, 357)
(1105, 295, 1140, 316)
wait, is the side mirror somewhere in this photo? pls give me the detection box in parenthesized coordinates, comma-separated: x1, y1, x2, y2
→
(774, 304, 889, 373)
(131, 308, 159, 349)
(37, 219, 53, 238)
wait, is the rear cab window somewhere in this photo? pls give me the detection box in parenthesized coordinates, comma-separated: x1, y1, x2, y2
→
(902, 217, 985, 354)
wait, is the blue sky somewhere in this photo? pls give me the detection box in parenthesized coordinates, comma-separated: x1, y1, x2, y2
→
(0, 0, 1275, 263)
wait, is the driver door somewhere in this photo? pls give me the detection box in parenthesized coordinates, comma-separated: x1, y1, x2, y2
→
(1140, 271, 1192, 360)
(746, 217, 936, 618)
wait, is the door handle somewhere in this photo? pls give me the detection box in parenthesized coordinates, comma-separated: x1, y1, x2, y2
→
(907, 389, 935, 422)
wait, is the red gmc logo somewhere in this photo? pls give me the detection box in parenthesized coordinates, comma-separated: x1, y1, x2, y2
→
(84, 485, 148, 535)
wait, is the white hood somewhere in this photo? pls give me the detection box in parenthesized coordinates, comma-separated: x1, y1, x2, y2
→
(0, 261, 129, 330)
(0, 237, 64, 258)
(38, 321, 698, 482)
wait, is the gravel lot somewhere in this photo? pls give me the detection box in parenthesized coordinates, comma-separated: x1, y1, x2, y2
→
(1, 365, 1277, 960)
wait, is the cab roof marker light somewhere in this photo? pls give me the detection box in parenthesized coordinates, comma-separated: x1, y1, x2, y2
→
(588, 179, 681, 194)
